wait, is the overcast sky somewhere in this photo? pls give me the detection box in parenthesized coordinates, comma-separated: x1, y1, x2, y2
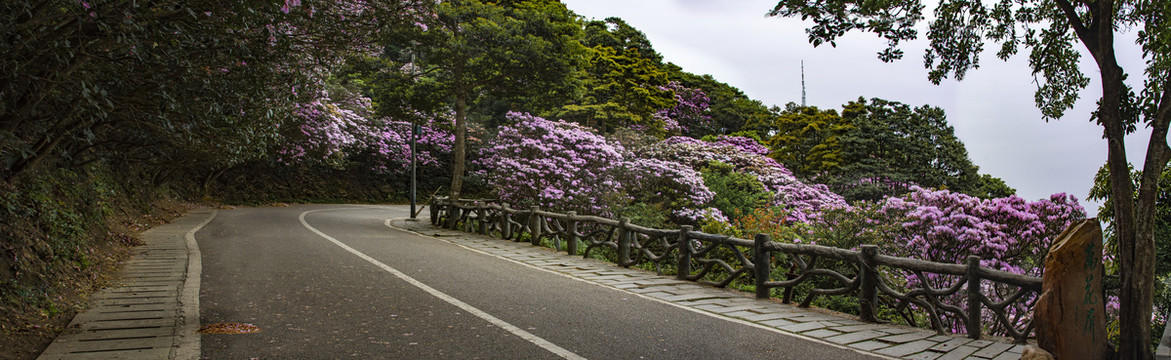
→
(559, 0, 1159, 216)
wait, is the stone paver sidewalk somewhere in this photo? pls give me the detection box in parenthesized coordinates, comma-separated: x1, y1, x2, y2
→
(393, 218, 1028, 360)
(37, 210, 215, 360)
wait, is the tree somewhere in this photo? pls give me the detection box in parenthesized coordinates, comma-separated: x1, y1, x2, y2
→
(666, 67, 776, 136)
(558, 45, 673, 133)
(769, 1, 1170, 356)
(404, 0, 587, 199)
(761, 103, 853, 179)
(0, 0, 421, 183)
(831, 98, 985, 201)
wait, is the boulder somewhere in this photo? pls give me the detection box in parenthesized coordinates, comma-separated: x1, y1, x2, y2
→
(1035, 219, 1106, 360)
(1021, 345, 1055, 360)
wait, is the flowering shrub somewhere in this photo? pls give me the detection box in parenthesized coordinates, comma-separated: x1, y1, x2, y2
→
(711, 135, 770, 156)
(655, 81, 714, 136)
(866, 187, 1085, 335)
(477, 113, 729, 224)
(279, 90, 369, 167)
(641, 136, 848, 222)
(876, 187, 1085, 273)
(476, 113, 625, 214)
(278, 89, 453, 174)
(618, 158, 720, 223)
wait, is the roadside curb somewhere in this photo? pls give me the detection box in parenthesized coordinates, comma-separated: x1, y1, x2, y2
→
(36, 209, 216, 360)
(388, 217, 1029, 360)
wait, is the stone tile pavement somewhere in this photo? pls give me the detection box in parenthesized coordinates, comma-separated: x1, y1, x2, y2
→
(393, 218, 1029, 360)
(37, 209, 215, 360)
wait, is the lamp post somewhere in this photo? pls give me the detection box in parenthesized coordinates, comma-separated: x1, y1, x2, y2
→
(409, 121, 418, 219)
(408, 51, 419, 219)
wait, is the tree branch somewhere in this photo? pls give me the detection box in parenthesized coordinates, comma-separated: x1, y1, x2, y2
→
(1053, 0, 1096, 50)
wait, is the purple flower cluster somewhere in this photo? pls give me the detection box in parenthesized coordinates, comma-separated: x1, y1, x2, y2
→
(278, 90, 453, 174)
(642, 137, 849, 222)
(877, 186, 1085, 274)
(477, 113, 727, 224)
(475, 113, 625, 214)
(712, 135, 770, 156)
(620, 157, 720, 222)
(846, 187, 1086, 335)
(655, 81, 713, 135)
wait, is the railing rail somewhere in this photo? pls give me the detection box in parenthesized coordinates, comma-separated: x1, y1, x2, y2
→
(431, 197, 1040, 343)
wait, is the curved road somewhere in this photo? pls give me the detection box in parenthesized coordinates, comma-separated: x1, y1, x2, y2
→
(197, 205, 880, 359)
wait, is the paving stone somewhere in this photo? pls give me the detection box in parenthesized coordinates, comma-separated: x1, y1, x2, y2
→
(641, 292, 673, 299)
(783, 314, 840, 322)
(829, 320, 867, 326)
(824, 330, 888, 345)
(928, 335, 956, 342)
(931, 338, 973, 352)
(760, 318, 796, 328)
(990, 352, 1021, 360)
(971, 342, 1013, 358)
(937, 345, 981, 360)
(965, 339, 993, 348)
(849, 340, 892, 351)
(740, 312, 796, 322)
(878, 331, 937, 344)
(722, 310, 757, 318)
(779, 322, 827, 332)
(801, 329, 842, 338)
(675, 298, 731, 306)
(829, 324, 885, 333)
(694, 304, 729, 312)
(876, 340, 940, 357)
(905, 351, 944, 360)
(660, 293, 723, 302)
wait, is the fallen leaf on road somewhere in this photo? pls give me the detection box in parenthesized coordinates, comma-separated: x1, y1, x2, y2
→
(198, 323, 261, 334)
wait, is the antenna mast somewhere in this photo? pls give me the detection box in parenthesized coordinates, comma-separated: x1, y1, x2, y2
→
(801, 60, 806, 107)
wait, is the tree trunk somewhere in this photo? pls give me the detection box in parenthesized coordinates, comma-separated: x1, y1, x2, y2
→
(449, 84, 467, 201)
(1124, 72, 1171, 360)
(1068, 1, 1156, 357)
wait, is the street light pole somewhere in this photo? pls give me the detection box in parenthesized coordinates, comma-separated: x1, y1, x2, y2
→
(408, 51, 418, 219)
(410, 122, 418, 219)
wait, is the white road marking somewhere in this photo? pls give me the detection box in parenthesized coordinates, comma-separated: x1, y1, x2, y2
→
(299, 208, 586, 360)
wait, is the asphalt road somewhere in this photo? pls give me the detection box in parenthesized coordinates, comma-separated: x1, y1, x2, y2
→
(197, 205, 881, 359)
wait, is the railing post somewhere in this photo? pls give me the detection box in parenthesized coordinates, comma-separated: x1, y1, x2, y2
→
(529, 206, 542, 246)
(430, 198, 440, 225)
(782, 262, 798, 304)
(859, 245, 879, 323)
(501, 203, 512, 240)
(617, 217, 631, 267)
(966, 255, 983, 339)
(476, 205, 487, 235)
(753, 234, 771, 299)
(566, 211, 578, 256)
(446, 203, 461, 229)
(676, 225, 692, 281)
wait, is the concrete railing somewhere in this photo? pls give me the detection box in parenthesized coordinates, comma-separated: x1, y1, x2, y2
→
(433, 197, 1043, 343)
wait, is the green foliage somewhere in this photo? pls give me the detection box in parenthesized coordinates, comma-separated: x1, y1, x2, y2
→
(700, 161, 773, 221)
(767, 0, 1170, 352)
(827, 98, 993, 202)
(666, 66, 774, 136)
(0, 162, 179, 324)
(614, 202, 670, 230)
(558, 45, 673, 133)
(0, 0, 412, 182)
(1089, 163, 1171, 275)
(761, 103, 853, 179)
